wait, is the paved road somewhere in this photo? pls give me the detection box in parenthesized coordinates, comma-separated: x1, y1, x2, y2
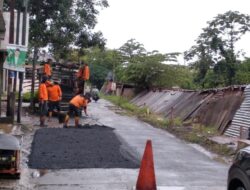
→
(91, 99, 229, 189)
(1, 99, 230, 190)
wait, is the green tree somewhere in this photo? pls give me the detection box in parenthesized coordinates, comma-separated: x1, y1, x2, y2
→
(234, 58, 250, 84)
(185, 43, 213, 88)
(153, 65, 195, 89)
(25, 0, 108, 109)
(84, 47, 122, 89)
(28, 0, 108, 59)
(122, 57, 164, 89)
(117, 39, 181, 89)
(118, 39, 146, 64)
(185, 11, 250, 87)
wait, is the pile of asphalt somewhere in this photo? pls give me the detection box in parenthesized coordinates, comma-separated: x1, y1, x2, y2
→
(28, 125, 139, 169)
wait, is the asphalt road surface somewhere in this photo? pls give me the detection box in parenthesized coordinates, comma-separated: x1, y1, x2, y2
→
(29, 126, 139, 169)
(0, 99, 229, 190)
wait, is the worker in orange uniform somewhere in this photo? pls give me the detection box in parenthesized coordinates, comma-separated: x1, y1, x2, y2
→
(38, 76, 49, 127)
(63, 93, 91, 128)
(76, 61, 90, 94)
(47, 80, 62, 122)
(43, 58, 52, 79)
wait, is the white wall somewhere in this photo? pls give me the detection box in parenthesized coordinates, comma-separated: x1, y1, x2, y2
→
(0, 12, 29, 49)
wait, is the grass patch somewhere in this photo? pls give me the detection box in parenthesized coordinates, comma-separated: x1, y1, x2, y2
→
(139, 114, 170, 128)
(103, 95, 176, 128)
(185, 133, 203, 144)
(168, 124, 234, 157)
(104, 95, 147, 114)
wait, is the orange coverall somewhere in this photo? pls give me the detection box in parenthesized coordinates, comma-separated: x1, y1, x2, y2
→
(47, 85, 62, 101)
(39, 83, 48, 102)
(77, 65, 90, 81)
(70, 95, 88, 108)
(83, 65, 90, 80)
(44, 63, 52, 77)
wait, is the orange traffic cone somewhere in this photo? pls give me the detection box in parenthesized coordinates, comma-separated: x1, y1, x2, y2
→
(136, 140, 156, 190)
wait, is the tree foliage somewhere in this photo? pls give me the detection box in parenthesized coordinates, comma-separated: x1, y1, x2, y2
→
(27, 0, 108, 59)
(118, 39, 146, 64)
(185, 11, 250, 87)
(116, 39, 191, 89)
(234, 58, 250, 84)
(84, 47, 122, 89)
(83, 39, 194, 90)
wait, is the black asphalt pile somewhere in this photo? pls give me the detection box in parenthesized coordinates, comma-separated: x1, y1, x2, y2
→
(28, 125, 139, 169)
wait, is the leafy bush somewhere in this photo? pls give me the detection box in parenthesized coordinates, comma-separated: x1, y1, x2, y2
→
(23, 91, 38, 102)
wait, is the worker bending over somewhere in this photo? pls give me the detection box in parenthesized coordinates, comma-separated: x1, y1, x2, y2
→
(47, 80, 62, 121)
(63, 93, 91, 128)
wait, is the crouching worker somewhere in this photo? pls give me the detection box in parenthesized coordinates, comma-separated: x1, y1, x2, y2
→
(47, 80, 62, 121)
(63, 93, 91, 128)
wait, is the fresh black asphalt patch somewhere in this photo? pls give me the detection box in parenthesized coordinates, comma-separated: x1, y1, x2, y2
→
(28, 125, 139, 169)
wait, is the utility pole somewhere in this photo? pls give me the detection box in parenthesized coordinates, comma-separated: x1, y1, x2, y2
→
(6, 0, 15, 120)
(14, 3, 21, 93)
(17, 0, 28, 123)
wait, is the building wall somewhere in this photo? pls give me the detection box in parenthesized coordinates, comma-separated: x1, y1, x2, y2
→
(0, 11, 29, 93)
(0, 12, 29, 49)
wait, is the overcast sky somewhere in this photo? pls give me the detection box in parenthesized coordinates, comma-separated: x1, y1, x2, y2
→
(95, 0, 250, 64)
